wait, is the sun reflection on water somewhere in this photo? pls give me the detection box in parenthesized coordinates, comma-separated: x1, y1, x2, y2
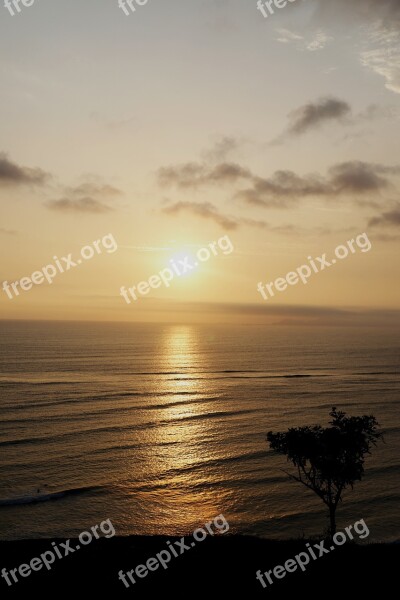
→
(137, 325, 226, 531)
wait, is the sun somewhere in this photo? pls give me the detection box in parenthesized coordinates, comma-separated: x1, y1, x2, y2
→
(168, 251, 201, 279)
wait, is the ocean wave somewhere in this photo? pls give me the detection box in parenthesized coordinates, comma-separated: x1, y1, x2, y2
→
(0, 485, 99, 507)
(0, 407, 266, 450)
(354, 372, 399, 376)
(0, 396, 223, 425)
(0, 380, 83, 386)
(0, 390, 205, 412)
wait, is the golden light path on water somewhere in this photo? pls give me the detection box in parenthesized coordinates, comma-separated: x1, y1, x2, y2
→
(135, 325, 228, 532)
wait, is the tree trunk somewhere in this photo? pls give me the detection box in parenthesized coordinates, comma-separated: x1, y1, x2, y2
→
(328, 503, 336, 536)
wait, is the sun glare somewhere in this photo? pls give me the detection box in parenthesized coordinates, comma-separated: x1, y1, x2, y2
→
(168, 251, 201, 279)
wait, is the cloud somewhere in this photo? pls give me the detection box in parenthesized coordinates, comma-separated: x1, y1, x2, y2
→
(161, 200, 268, 230)
(270, 97, 352, 145)
(239, 217, 269, 229)
(369, 205, 400, 227)
(160, 200, 335, 233)
(286, 97, 351, 137)
(162, 200, 238, 230)
(275, 27, 332, 51)
(236, 171, 328, 208)
(67, 183, 122, 198)
(329, 162, 396, 193)
(0, 152, 50, 187)
(361, 35, 400, 95)
(356, 103, 400, 121)
(313, 0, 400, 29)
(132, 300, 400, 328)
(160, 159, 399, 207)
(238, 161, 399, 207)
(306, 31, 333, 52)
(161, 198, 314, 232)
(272, 98, 399, 145)
(202, 136, 241, 163)
(45, 197, 114, 214)
(44, 180, 122, 214)
(372, 232, 400, 241)
(158, 162, 252, 188)
(276, 28, 304, 44)
(311, 0, 400, 95)
(273, 1, 400, 95)
(158, 152, 400, 209)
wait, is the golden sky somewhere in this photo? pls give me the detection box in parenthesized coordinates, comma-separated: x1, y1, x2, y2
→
(0, 0, 399, 325)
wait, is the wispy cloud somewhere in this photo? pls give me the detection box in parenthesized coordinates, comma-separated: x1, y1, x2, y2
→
(369, 205, 400, 227)
(312, 0, 400, 94)
(158, 162, 251, 189)
(356, 103, 400, 121)
(238, 161, 400, 207)
(0, 152, 50, 187)
(67, 182, 122, 198)
(361, 33, 400, 95)
(271, 98, 400, 145)
(287, 97, 350, 135)
(45, 197, 114, 214)
(274, 1, 400, 95)
(131, 300, 400, 328)
(275, 28, 332, 51)
(162, 200, 238, 230)
(236, 170, 328, 208)
(201, 136, 242, 163)
(272, 97, 351, 144)
(275, 28, 304, 44)
(158, 156, 400, 209)
(306, 31, 333, 52)
(44, 180, 122, 214)
(161, 200, 268, 230)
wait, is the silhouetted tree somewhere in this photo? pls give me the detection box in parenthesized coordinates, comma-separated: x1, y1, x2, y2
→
(267, 407, 383, 535)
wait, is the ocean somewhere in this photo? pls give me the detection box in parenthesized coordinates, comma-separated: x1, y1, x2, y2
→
(0, 321, 399, 542)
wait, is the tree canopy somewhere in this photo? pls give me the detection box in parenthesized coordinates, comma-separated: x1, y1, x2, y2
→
(267, 407, 383, 534)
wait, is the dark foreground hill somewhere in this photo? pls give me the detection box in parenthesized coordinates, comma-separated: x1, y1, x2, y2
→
(1, 535, 398, 598)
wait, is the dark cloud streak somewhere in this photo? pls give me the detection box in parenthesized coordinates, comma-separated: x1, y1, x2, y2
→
(158, 162, 252, 189)
(369, 206, 400, 227)
(158, 159, 400, 208)
(161, 200, 268, 230)
(45, 197, 114, 214)
(44, 181, 122, 214)
(0, 153, 50, 187)
(286, 97, 351, 136)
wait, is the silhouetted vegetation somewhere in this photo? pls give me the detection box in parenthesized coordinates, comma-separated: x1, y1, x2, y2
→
(267, 407, 383, 535)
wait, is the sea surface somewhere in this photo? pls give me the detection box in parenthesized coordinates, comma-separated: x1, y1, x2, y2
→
(0, 321, 399, 542)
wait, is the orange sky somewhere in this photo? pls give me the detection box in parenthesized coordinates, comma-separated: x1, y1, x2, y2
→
(0, 0, 399, 325)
